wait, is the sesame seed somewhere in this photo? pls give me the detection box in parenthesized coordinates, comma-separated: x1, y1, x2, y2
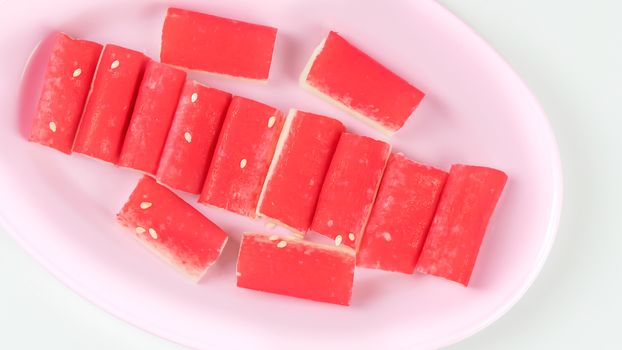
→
(48, 121, 57, 132)
(149, 228, 158, 239)
(268, 235, 279, 241)
(236, 272, 241, 277)
(72, 68, 82, 77)
(191, 93, 198, 103)
(327, 219, 333, 227)
(335, 235, 343, 246)
(382, 232, 392, 242)
(184, 132, 192, 143)
(135, 226, 146, 234)
(110, 60, 120, 69)
(348, 233, 355, 241)
(267, 116, 276, 128)
(140, 202, 152, 209)
(240, 158, 247, 169)
(276, 240, 287, 248)
(265, 222, 276, 229)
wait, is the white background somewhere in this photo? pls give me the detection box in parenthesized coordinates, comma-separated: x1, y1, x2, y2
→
(1, 1, 621, 349)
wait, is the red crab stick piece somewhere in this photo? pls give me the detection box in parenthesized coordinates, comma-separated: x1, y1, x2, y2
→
(310, 133, 391, 250)
(161, 8, 277, 80)
(257, 110, 344, 234)
(118, 61, 187, 174)
(29, 33, 102, 154)
(73, 44, 147, 163)
(357, 154, 448, 274)
(200, 96, 285, 217)
(156, 80, 231, 194)
(236, 233, 355, 305)
(117, 176, 229, 282)
(416, 164, 508, 286)
(300, 31, 424, 134)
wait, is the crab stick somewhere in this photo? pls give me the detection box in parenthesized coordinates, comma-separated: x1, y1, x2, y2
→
(310, 133, 390, 250)
(117, 176, 229, 282)
(200, 96, 285, 217)
(118, 61, 186, 174)
(73, 44, 147, 163)
(156, 80, 231, 194)
(29, 33, 102, 154)
(416, 164, 508, 286)
(161, 7, 277, 80)
(257, 110, 344, 234)
(357, 154, 448, 273)
(236, 233, 355, 305)
(300, 31, 424, 133)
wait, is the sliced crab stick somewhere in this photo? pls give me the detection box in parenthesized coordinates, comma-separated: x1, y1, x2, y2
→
(118, 61, 187, 174)
(161, 7, 277, 80)
(156, 80, 231, 194)
(357, 154, 448, 274)
(117, 176, 229, 282)
(301, 31, 424, 133)
(236, 233, 355, 305)
(257, 110, 344, 234)
(416, 164, 508, 286)
(200, 96, 285, 217)
(73, 44, 147, 163)
(310, 133, 390, 250)
(29, 33, 102, 154)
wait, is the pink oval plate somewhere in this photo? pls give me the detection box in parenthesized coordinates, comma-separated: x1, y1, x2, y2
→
(0, 0, 562, 349)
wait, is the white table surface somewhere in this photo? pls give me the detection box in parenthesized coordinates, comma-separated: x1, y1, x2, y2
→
(2, 1, 621, 349)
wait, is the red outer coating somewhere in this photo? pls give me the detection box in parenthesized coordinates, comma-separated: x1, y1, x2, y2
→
(118, 61, 187, 174)
(236, 233, 355, 305)
(73, 44, 147, 163)
(29, 33, 102, 154)
(257, 110, 345, 234)
(156, 80, 231, 194)
(357, 154, 448, 274)
(303, 31, 425, 133)
(310, 133, 391, 250)
(199, 96, 285, 217)
(117, 176, 229, 281)
(415, 164, 508, 286)
(161, 7, 277, 80)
